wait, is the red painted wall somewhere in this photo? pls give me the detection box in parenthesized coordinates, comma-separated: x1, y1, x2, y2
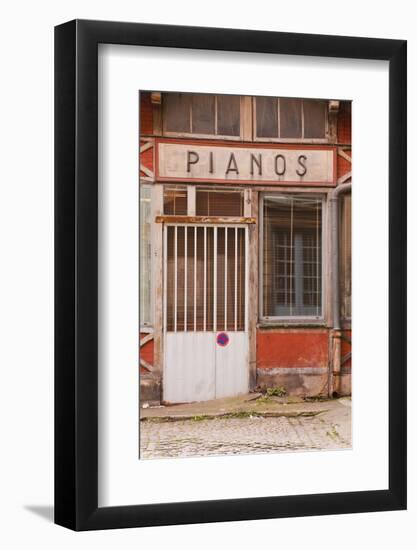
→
(257, 330, 328, 370)
(337, 101, 352, 179)
(139, 332, 154, 374)
(140, 92, 153, 135)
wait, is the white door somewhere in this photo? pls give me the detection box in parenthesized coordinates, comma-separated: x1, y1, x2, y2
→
(163, 224, 249, 403)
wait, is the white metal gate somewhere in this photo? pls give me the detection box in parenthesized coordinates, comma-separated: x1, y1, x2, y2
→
(163, 224, 249, 403)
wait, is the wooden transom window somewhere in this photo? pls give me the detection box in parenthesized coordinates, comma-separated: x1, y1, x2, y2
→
(255, 97, 328, 141)
(163, 93, 241, 138)
(262, 195, 323, 319)
(163, 186, 188, 215)
(196, 189, 244, 217)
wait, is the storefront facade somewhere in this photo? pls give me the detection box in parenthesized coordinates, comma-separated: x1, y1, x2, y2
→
(140, 92, 351, 403)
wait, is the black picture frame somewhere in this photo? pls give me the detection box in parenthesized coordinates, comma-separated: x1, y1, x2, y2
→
(55, 19, 407, 531)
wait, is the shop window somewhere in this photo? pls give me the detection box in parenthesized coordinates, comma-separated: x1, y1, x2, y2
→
(339, 193, 352, 320)
(140, 185, 152, 327)
(163, 93, 241, 138)
(262, 195, 323, 319)
(255, 97, 327, 141)
(164, 186, 188, 215)
(196, 189, 243, 217)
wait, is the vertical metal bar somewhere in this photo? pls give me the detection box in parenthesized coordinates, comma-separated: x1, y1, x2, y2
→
(234, 227, 238, 331)
(245, 226, 249, 332)
(163, 225, 168, 334)
(284, 232, 288, 309)
(224, 227, 228, 330)
(203, 226, 207, 331)
(194, 226, 197, 331)
(213, 226, 217, 332)
(174, 225, 177, 332)
(184, 226, 188, 331)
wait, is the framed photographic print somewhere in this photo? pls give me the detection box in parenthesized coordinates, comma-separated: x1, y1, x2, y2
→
(55, 20, 406, 530)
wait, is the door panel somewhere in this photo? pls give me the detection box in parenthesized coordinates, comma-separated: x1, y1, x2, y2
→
(164, 224, 248, 403)
(164, 332, 215, 403)
(215, 331, 248, 398)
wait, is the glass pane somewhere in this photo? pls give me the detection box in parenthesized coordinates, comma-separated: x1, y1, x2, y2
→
(196, 190, 243, 217)
(256, 96, 278, 138)
(164, 186, 187, 215)
(140, 185, 152, 326)
(217, 95, 240, 136)
(263, 196, 322, 317)
(279, 98, 302, 138)
(303, 100, 326, 138)
(163, 93, 190, 133)
(191, 94, 215, 134)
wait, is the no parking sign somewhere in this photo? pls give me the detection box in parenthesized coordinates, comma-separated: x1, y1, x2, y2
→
(216, 332, 229, 347)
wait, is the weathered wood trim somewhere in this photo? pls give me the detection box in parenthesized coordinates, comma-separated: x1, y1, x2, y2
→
(140, 332, 154, 346)
(140, 138, 155, 181)
(337, 147, 352, 163)
(248, 190, 258, 389)
(140, 357, 155, 373)
(151, 184, 164, 378)
(243, 188, 252, 218)
(155, 215, 256, 224)
(324, 193, 332, 327)
(187, 186, 196, 215)
(140, 333, 155, 373)
(338, 171, 352, 184)
(327, 100, 340, 143)
(242, 95, 253, 141)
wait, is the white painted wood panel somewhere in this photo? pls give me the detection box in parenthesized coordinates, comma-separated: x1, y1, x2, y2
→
(164, 332, 215, 403)
(215, 332, 249, 398)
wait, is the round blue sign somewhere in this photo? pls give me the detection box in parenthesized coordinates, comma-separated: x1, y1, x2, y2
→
(216, 332, 229, 347)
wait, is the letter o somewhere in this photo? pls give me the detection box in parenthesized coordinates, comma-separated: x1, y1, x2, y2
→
(274, 154, 286, 176)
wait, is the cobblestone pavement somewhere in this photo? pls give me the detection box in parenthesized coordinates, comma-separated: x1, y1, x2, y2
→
(140, 402, 351, 459)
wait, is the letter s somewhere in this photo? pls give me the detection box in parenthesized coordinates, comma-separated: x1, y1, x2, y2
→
(296, 155, 307, 177)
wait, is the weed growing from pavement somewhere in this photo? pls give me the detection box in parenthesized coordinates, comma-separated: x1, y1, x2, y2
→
(266, 386, 287, 397)
(326, 424, 340, 439)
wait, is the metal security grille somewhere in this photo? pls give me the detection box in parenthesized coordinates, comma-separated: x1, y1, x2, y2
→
(165, 225, 246, 332)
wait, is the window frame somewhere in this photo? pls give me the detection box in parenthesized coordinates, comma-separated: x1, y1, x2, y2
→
(259, 192, 327, 325)
(253, 97, 330, 144)
(339, 191, 352, 325)
(162, 93, 245, 141)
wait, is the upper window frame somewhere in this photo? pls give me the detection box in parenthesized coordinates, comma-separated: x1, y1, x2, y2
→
(162, 93, 245, 141)
(254, 97, 330, 144)
(259, 191, 327, 325)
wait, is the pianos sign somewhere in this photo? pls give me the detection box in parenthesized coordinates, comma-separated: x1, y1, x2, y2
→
(156, 139, 336, 186)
